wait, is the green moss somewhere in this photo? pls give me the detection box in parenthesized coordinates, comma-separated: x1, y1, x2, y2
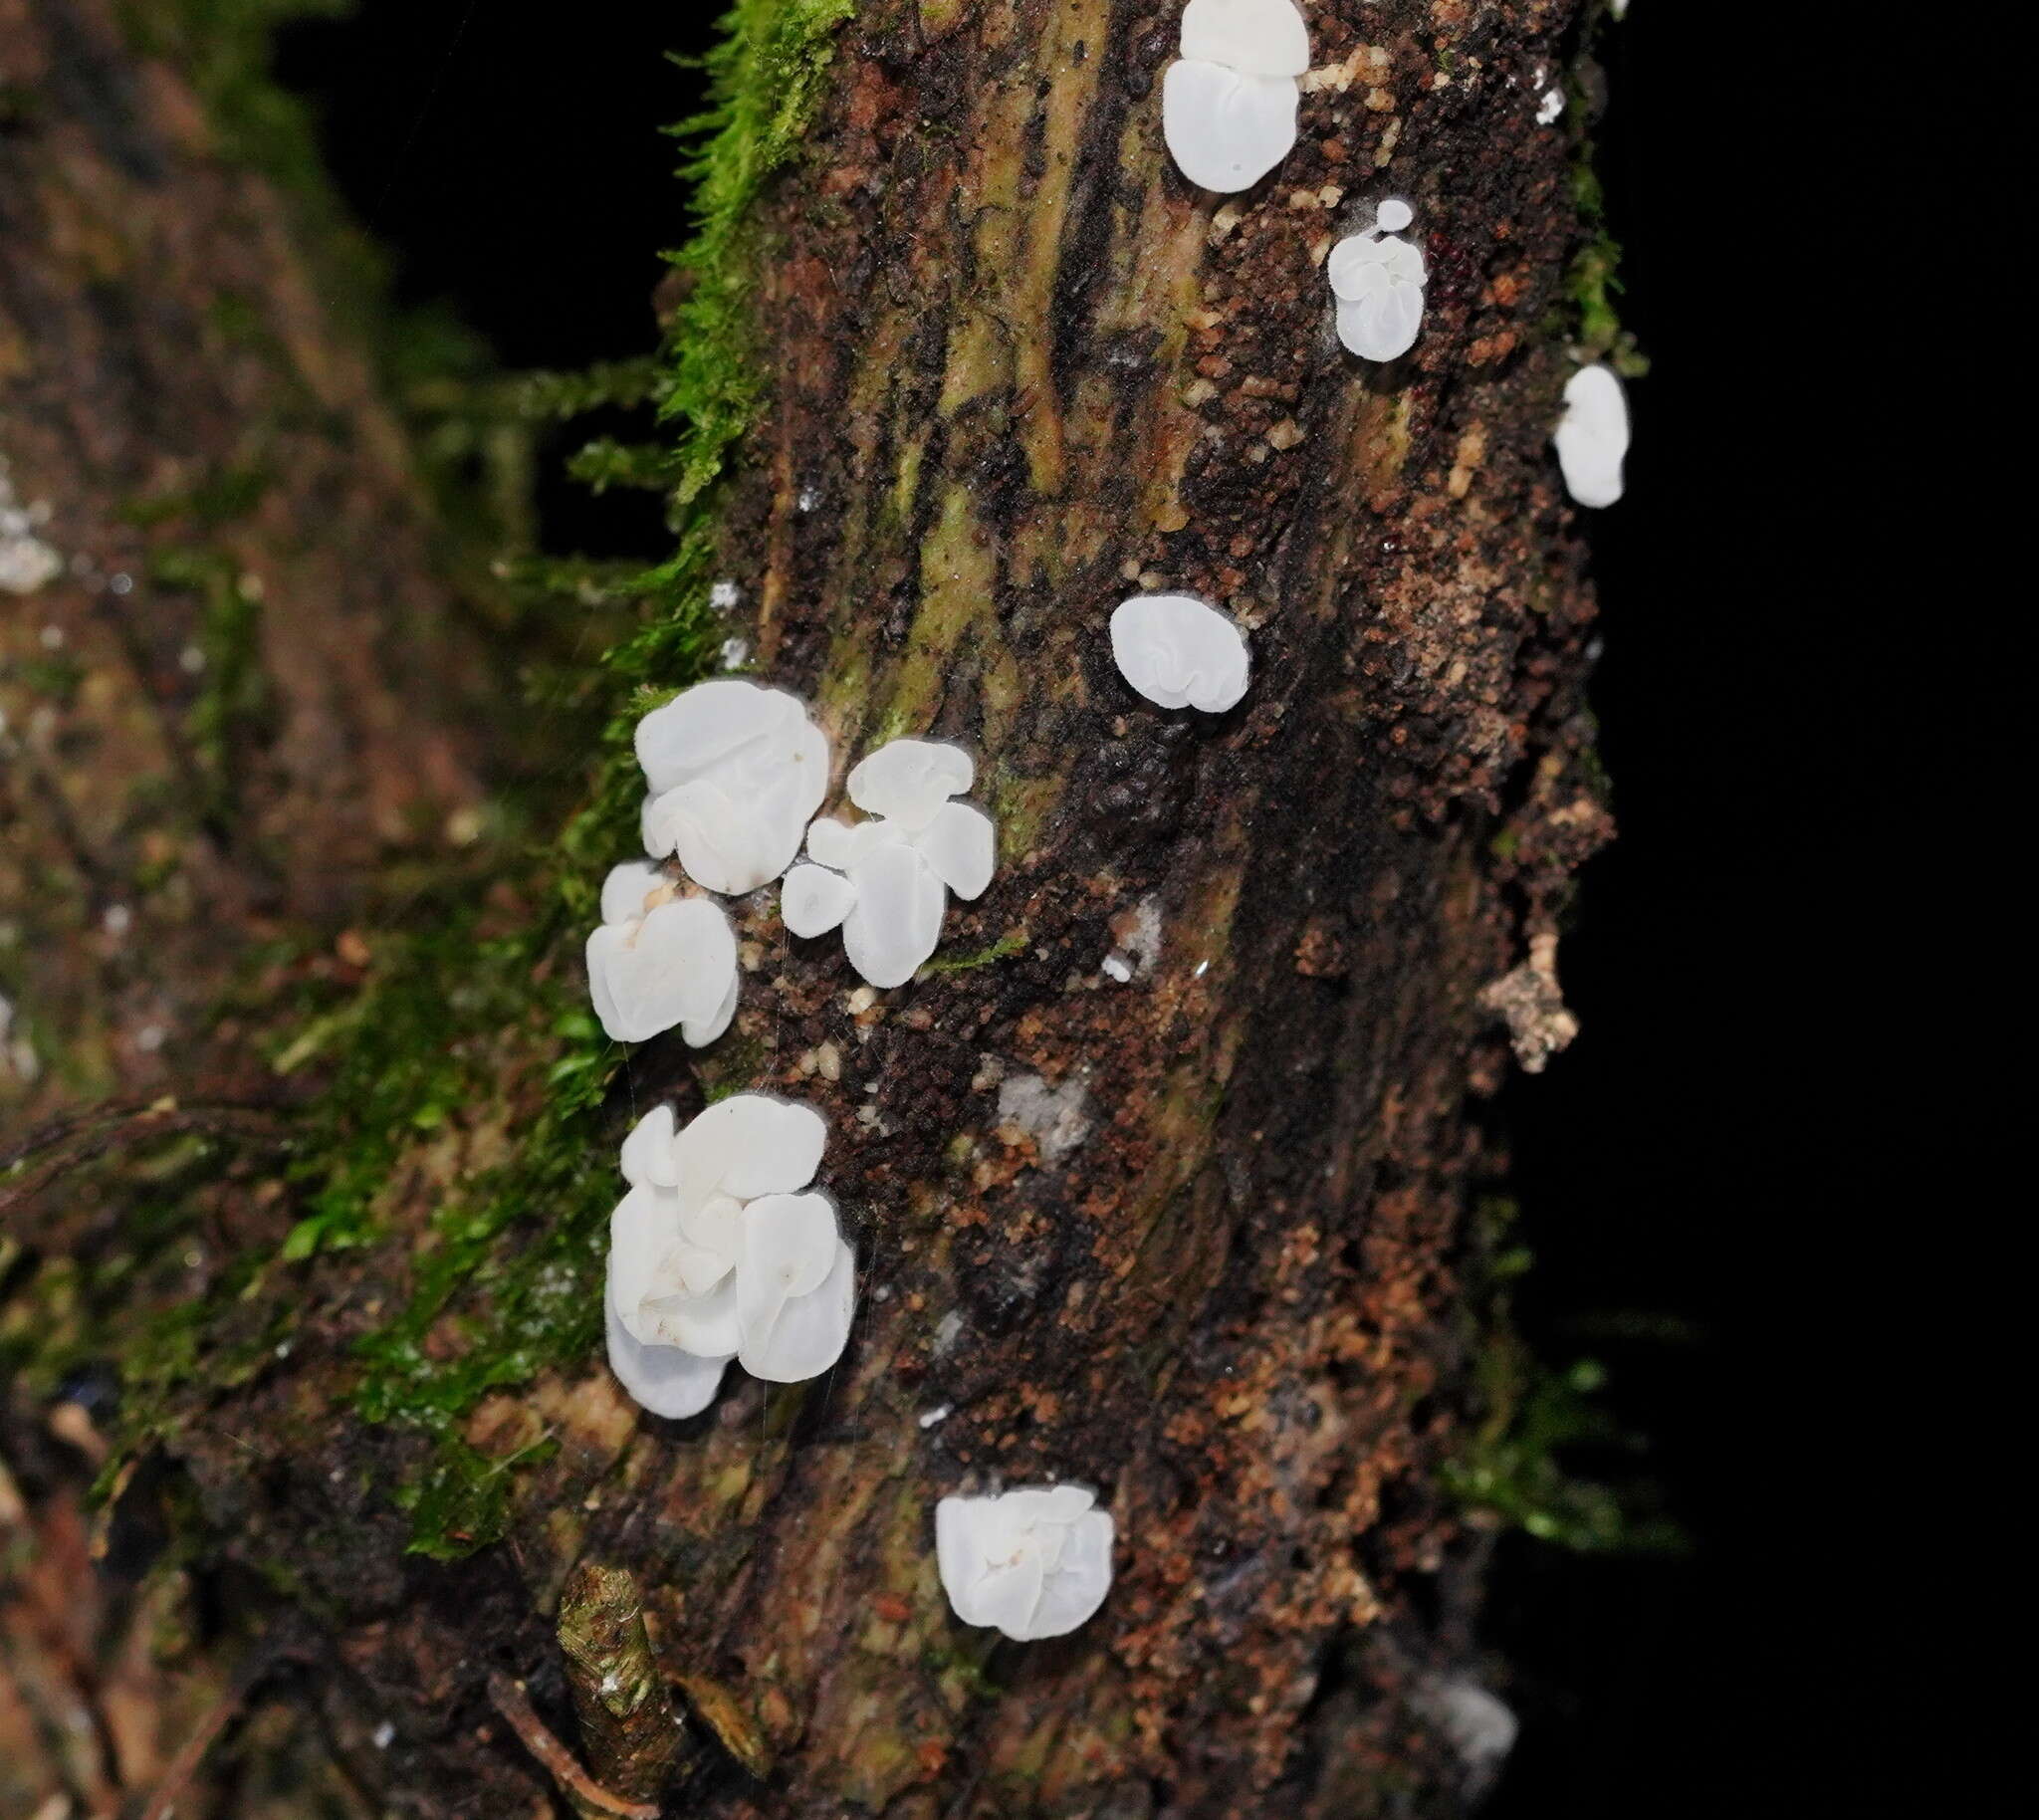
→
(398, 1433, 558, 1562)
(919, 928, 1027, 976)
(566, 437, 683, 495)
(1442, 1199, 1677, 1553)
(66, 0, 858, 1563)
(337, 0, 855, 1555)
(1563, 118, 1649, 378)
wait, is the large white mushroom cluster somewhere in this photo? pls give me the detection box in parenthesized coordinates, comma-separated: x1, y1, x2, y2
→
(587, 683, 999, 1038)
(606, 1095, 855, 1416)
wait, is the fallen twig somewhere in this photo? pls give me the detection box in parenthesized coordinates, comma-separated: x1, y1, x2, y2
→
(136, 1630, 308, 1820)
(0, 1096, 286, 1216)
(487, 1671, 662, 1820)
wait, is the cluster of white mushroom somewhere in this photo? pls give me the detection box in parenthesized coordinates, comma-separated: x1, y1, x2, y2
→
(782, 739, 997, 989)
(581, 680, 1116, 1642)
(586, 680, 1005, 1036)
(1162, 0, 1308, 194)
(585, 679, 830, 1045)
(936, 1485, 1116, 1642)
(606, 1094, 855, 1417)
(1329, 199, 1429, 363)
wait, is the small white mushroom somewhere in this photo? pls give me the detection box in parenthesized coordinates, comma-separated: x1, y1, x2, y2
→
(842, 840, 949, 991)
(782, 862, 859, 938)
(913, 800, 996, 900)
(605, 1095, 854, 1413)
(1109, 593, 1251, 713)
(604, 1267, 730, 1420)
(935, 1484, 1115, 1642)
(805, 814, 900, 871)
(845, 738, 974, 831)
(1162, 60, 1299, 194)
(634, 679, 830, 894)
(1329, 204, 1428, 362)
(585, 862, 739, 1046)
(1552, 362, 1630, 509)
(1179, 0, 1309, 78)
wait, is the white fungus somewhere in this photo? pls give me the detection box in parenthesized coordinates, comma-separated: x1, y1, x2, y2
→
(0, 459, 63, 596)
(635, 679, 830, 894)
(996, 1070, 1092, 1164)
(782, 862, 860, 939)
(585, 860, 740, 1046)
(1329, 201, 1429, 362)
(1163, 61, 1299, 195)
(1536, 85, 1566, 125)
(1179, 0, 1309, 77)
(779, 739, 996, 989)
(935, 1484, 1115, 1642)
(845, 738, 975, 830)
(606, 1096, 856, 1408)
(1109, 593, 1251, 713)
(1162, 0, 1306, 194)
(1551, 362, 1630, 509)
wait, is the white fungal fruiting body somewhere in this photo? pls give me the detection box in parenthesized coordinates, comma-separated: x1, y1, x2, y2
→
(635, 679, 830, 893)
(1162, 0, 1307, 194)
(585, 861, 740, 1045)
(936, 1485, 1115, 1641)
(1179, 0, 1309, 76)
(780, 739, 995, 989)
(1329, 203, 1429, 362)
(1109, 593, 1251, 712)
(1552, 362, 1630, 509)
(606, 1097, 856, 1410)
(0, 460, 63, 596)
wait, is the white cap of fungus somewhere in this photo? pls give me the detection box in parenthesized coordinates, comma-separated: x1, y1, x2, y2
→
(585, 862, 740, 1046)
(1552, 362, 1630, 509)
(1109, 593, 1252, 713)
(1180, 0, 1310, 79)
(936, 1485, 1116, 1642)
(845, 738, 975, 832)
(1162, 61, 1300, 194)
(635, 679, 830, 894)
(603, 1265, 730, 1419)
(606, 1095, 855, 1404)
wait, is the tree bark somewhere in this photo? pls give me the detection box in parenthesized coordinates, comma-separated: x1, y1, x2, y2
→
(1, 0, 491, 1123)
(3, 2, 1618, 1816)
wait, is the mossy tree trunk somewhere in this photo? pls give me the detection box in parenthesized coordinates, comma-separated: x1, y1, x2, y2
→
(4, 2, 1620, 1816)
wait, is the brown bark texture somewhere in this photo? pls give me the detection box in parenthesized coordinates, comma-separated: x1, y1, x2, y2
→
(3, 2, 1620, 1817)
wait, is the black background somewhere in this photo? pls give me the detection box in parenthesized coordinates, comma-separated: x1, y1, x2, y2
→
(270, 5, 1922, 1813)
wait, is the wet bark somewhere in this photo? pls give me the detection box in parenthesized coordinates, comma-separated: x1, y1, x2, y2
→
(4, 2, 1616, 1817)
